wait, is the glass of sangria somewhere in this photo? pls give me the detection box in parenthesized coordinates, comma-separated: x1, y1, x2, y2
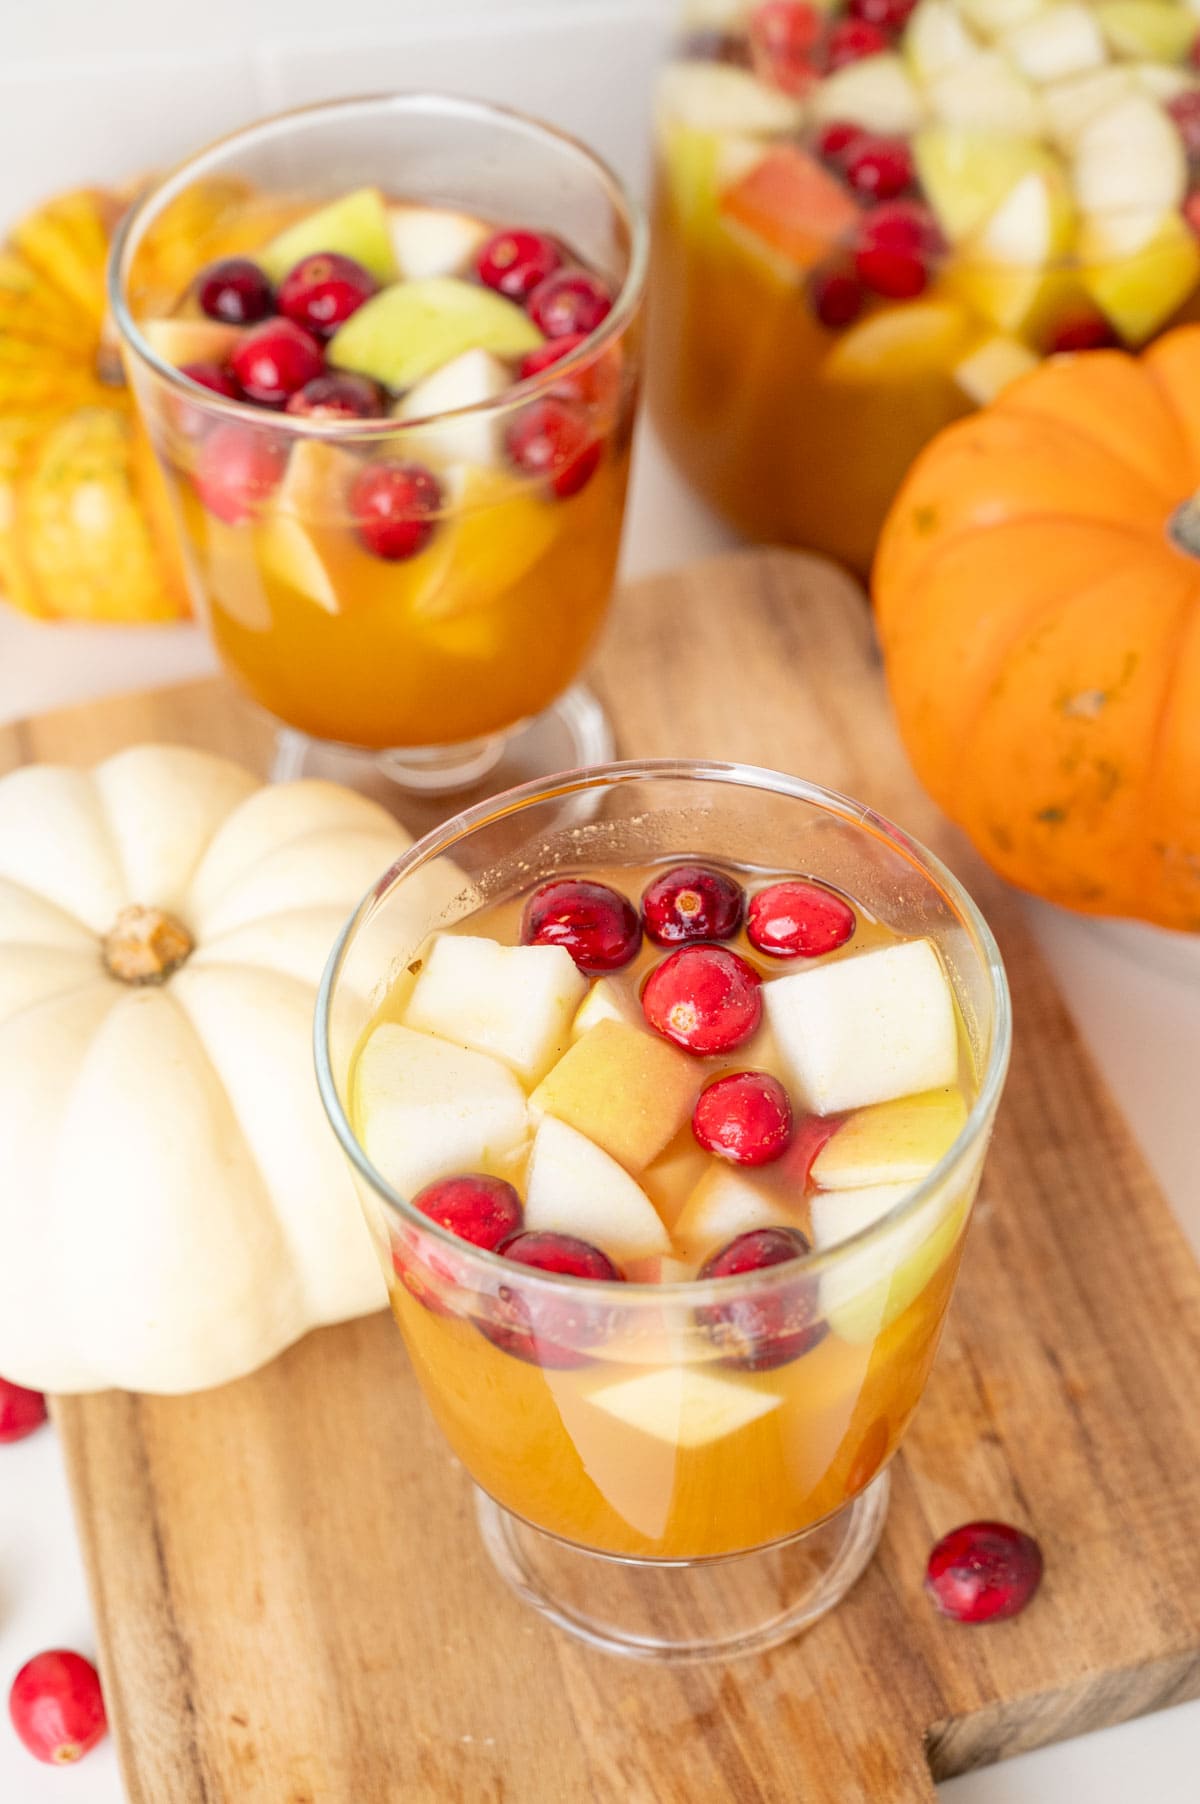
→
(316, 760, 1011, 1661)
(649, 0, 1200, 574)
(110, 96, 645, 801)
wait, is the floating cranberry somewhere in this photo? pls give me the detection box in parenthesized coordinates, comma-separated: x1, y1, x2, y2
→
(518, 332, 621, 410)
(815, 119, 864, 164)
(697, 1228, 825, 1370)
(277, 252, 378, 338)
(747, 879, 856, 958)
(0, 1376, 47, 1444)
(413, 1174, 522, 1249)
(505, 396, 601, 498)
(8, 1650, 107, 1765)
(750, 0, 823, 94)
(349, 459, 442, 560)
(827, 17, 890, 66)
(808, 262, 866, 329)
(844, 135, 914, 201)
(1169, 89, 1200, 159)
(642, 945, 762, 1056)
(925, 1521, 1044, 1624)
(527, 269, 613, 339)
(476, 229, 562, 301)
(180, 360, 241, 400)
(641, 864, 744, 946)
(195, 422, 288, 525)
(230, 318, 324, 407)
(693, 1072, 793, 1166)
(196, 256, 274, 326)
(521, 878, 641, 973)
(285, 371, 387, 418)
(855, 199, 942, 299)
(479, 1230, 624, 1368)
(849, 0, 917, 28)
(1046, 311, 1120, 354)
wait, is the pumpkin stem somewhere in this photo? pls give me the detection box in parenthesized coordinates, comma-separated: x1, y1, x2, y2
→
(1168, 496, 1200, 560)
(103, 905, 193, 984)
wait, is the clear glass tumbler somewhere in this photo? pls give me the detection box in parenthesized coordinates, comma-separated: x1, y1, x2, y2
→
(110, 95, 646, 799)
(316, 760, 1011, 1661)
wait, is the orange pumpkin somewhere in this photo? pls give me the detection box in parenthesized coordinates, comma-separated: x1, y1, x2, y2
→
(874, 325, 1200, 935)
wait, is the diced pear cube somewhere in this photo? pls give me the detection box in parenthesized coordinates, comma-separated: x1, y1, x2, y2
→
(655, 60, 806, 136)
(641, 1139, 711, 1229)
(1080, 211, 1200, 342)
(810, 1181, 918, 1249)
(1071, 93, 1185, 218)
(524, 1117, 671, 1262)
(405, 934, 585, 1087)
(392, 348, 510, 467)
(959, 0, 1047, 33)
(764, 939, 959, 1117)
(355, 1023, 527, 1198)
(814, 1172, 975, 1342)
(811, 1088, 968, 1191)
(811, 53, 923, 134)
(929, 52, 1044, 135)
(1097, 2, 1199, 64)
(1003, 5, 1107, 84)
(529, 1019, 698, 1174)
(907, 0, 980, 83)
(572, 976, 639, 1039)
(672, 1164, 801, 1259)
(1041, 67, 1132, 148)
(387, 205, 491, 281)
(587, 1365, 782, 1448)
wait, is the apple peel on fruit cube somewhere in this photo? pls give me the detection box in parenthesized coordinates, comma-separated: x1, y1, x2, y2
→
(355, 1023, 528, 1199)
(524, 1117, 671, 1262)
(811, 1087, 968, 1191)
(814, 1166, 976, 1343)
(529, 1018, 698, 1175)
(672, 1165, 801, 1260)
(260, 186, 398, 286)
(912, 127, 1049, 245)
(405, 934, 585, 1086)
(764, 938, 959, 1117)
(586, 1365, 782, 1450)
(719, 146, 862, 273)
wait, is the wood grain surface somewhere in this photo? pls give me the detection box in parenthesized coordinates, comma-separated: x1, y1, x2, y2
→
(8, 549, 1200, 1803)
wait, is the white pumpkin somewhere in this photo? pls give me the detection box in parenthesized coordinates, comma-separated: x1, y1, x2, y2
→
(0, 743, 412, 1395)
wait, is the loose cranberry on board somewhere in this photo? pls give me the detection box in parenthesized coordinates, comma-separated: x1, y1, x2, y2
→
(8, 1650, 107, 1764)
(925, 1521, 1044, 1624)
(0, 1375, 48, 1443)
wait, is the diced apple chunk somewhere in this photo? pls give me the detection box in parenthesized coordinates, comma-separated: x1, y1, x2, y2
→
(388, 205, 491, 281)
(810, 1181, 917, 1249)
(524, 1117, 670, 1262)
(405, 934, 585, 1086)
(955, 333, 1040, 403)
(913, 127, 1049, 244)
(655, 61, 806, 136)
(719, 145, 862, 271)
(929, 52, 1044, 135)
(811, 54, 923, 134)
(975, 167, 1075, 264)
(142, 318, 242, 367)
(1003, 5, 1107, 84)
(814, 1172, 975, 1342)
(572, 976, 638, 1039)
(907, 0, 980, 83)
(355, 1023, 527, 1198)
(764, 939, 959, 1116)
(587, 1365, 782, 1448)
(1071, 94, 1185, 218)
(530, 1019, 697, 1174)
(1041, 67, 1132, 148)
(811, 1087, 968, 1191)
(392, 348, 510, 467)
(959, 0, 1047, 33)
(673, 1165, 800, 1259)
(1097, 2, 1198, 63)
(823, 302, 972, 383)
(1079, 211, 1200, 341)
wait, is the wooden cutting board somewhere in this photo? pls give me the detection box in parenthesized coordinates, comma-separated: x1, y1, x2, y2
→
(7, 549, 1200, 1803)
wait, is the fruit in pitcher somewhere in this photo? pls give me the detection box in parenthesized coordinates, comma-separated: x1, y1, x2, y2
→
(853, 200, 944, 299)
(912, 127, 1049, 243)
(812, 52, 924, 133)
(530, 1019, 697, 1173)
(844, 136, 916, 200)
(260, 185, 398, 285)
(642, 944, 763, 1055)
(720, 144, 863, 268)
(328, 276, 542, 390)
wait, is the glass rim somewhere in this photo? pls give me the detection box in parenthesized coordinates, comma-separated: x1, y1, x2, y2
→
(314, 758, 1013, 1305)
(108, 90, 649, 441)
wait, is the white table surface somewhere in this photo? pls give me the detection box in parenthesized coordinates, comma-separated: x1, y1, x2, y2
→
(2, 422, 1199, 1800)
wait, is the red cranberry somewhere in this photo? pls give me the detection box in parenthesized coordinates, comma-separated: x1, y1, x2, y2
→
(697, 1227, 826, 1370)
(925, 1521, 1044, 1624)
(747, 879, 856, 958)
(779, 1112, 843, 1188)
(808, 262, 866, 329)
(413, 1174, 522, 1249)
(518, 332, 621, 409)
(230, 318, 324, 407)
(8, 1650, 107, 1764)
(641, 864, 744, 946)
(815, 120, 865, 164)
(1046, 312, 1120, 353)
(855, 200, 942, 298)
(521, 878, 641, 973)
(0, 1376, 47, 1443)
(479, 1230, 624, 1368)
(349, 460, 442, 560)
(180, 360, 241, 400)
(750, 0, 823, 94)
(285, 371, 386, 418)
(505, 397, 601, 498)
(850, 0, 916, 26)
(642, 945, 762, 1056)
(1169, 89, 1200, 159)
(476, 229, 562, 301)
(693, 1072, 793, 1166)
(527, 269, 613, 339)
(844, 136, 914, 200)
(196, 256, 274, 326)
(277, 252, 378, 338)
(828, 18, 890, 66)
(1184, 190, 1200, 238)
(195, 422, 288, 525)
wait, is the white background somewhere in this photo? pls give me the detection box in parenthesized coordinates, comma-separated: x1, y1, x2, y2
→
(2, 2, 1200, 1798)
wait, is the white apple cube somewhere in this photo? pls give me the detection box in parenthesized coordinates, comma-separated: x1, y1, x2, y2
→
(810, 1181, 918, 1250)
(812, 54, 924, 133)
(929, 52, 1044, 134)
(811, 1087, 968, 1191)
(655, 61, 806, 135)
(388, 205, 491, 280)
(907, 0, 980, 83)
(814, 1164, 978, 1343)
(1041, 67, 1132, 148)
(954, 333, 1040, 404)
(587, 1365, 782, 1449)
(392, 348, 510, 468)
(673, 1165, 800, 1259)
(572, 976, 638, 1039)
(1071, 93, 1186, 217)
(958, 0, 1048, 33)
(355, 1023, 527, 1198)
(405, 934, 585, 1087)
(524, 1117, 670, 1262)
(1003, 5, 1107, 84)
(976, 168, 1074, 264)
(764, 939, 959, 1117)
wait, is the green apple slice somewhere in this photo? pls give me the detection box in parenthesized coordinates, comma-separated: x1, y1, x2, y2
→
(259, 186, 398, 285)
(329, 277, 542, 391)
(1079, 209, 1200, 342)
(812, 53, 923, 133)
(1071, 93, 1186, 217)
(1002, 3, 1107, 84)
(1096, 1, 1198, 63)
(907, 0, 981, 83)
(913, 127, 1048, 242)
(928, 51, 1045, 134)
(654, 60, 806, 137)
(954, 332, 1040, 402)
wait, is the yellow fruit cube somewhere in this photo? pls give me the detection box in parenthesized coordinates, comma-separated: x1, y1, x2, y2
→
(529, 1019, 699, 1174)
